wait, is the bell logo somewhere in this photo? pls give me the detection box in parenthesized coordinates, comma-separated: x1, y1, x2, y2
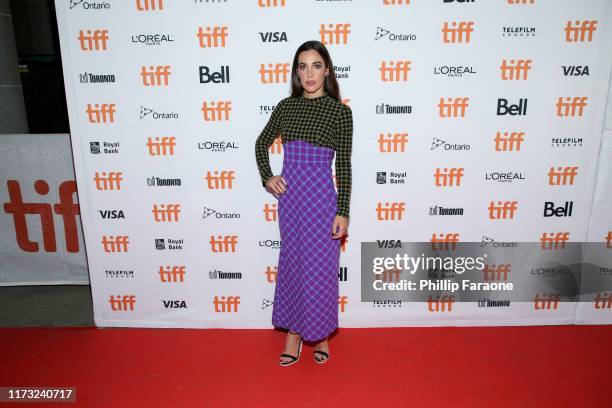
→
(101, 235, 130, 252)
(383, 0, 410, 5)
(606, 231, 612, 248)
(78, 29, 109, 51)
(93, 171, 123, 190)
(338, 296, 348, 312)
(438, 97, 469, 117)
(86, 103, 116, 123)
(209, 235, 238, 252)
(205, 170, 235, 189)
(430, 233, 460, 250)
(136, 0, 163, 11)
(376, 202, 406, 221)
(109, 295, 136, 311)
(488, 201, 518, 220)
(259, 63, 290, 84)
(533, 293, 560, 310)
(264, 266, 278, 283)
(213, 296, 240, 312)
(378, 133, 408, 153)
(146, 136, 176, 156)
(434, 167, 464, 186)
(319, 23, 351, 45)
(263, 203, 278, 222)
(380, 61, 411, 82)
(140, 65, 171, 86)
(201, 101, 232, 121)
(427, 295, 455, 312)
(258, 0, 285, 7)
(494, 131, 524, 151)
(159, 266, 186, 282)
(556, 97, 588, 117)
(540, 232, 570, 249)
(548, 166, 578, 185)
(483, 264, 511, 281)
(564, 20, 597, 42)
(3, 180, 80, 253)
(500, 59, 532, 80)
(197, 26, 228, 48)
(594, 293, 612, 309)
(441, 21, 474, 43)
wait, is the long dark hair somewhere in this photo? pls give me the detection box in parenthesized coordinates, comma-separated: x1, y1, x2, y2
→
(290, 40, 341, 102)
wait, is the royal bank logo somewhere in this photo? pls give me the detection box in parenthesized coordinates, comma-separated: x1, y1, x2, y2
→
(375, 26, 416, 41)
(90, 141, 120, 154)
(155, 238, 184, 250)
(334, 65, 351, 79)
(139, 106, 179, 120)
(376, 171, 406, 184)
(431, 137, 471, 151)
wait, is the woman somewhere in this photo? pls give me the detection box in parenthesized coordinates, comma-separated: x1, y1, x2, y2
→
(254, 40, 353, 366)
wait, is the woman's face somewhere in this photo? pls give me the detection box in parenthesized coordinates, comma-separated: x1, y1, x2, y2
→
(297, 49, 329, 97)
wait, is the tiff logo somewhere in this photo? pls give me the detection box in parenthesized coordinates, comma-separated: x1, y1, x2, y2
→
(548, 166, 578, 185)
(259, 63, 290, 84)
(201, 101, 232, 121)
(147, 136, 176, 156)
(205, 170, 235, 189)
(319, 23, 351, 45)
(152, 204, 181, 222)
(441, 21, 474, 43)
(500, 59, 532, 80)
(488, 201, 518, 220)
(533, 293, 560, 310)
(86, 103, 116, 123)
(438, 97, 469, 117)
(564, 20, 597, 42)
(197, 26, 228, 48)
(93, 171, 122, 190)
(101, 235, 129, 252)
(434, 168, 464, 186)
(380, 61, 411, 81)
(376, 202, 406, 221)
(159, 266, 186, 282)
(209, 235, 238, 252)
(494, 131, 524, 151)
(378, 133, 408, 153)
(540, 232, 570, 249)
(136, 0, 163, 11)
(109, 295, 135, 311)
(430, 233, 460, 250)
(140, 65, 171, 86)
(556, 97, 588, 117)
(78, 29, 109, 51)
(483, 264, 511, 281)
(3, 180, 80, 253)
(427, 295, 455, 312)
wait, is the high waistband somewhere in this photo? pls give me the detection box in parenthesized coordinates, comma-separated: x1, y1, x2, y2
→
(282, 140, 334, 167)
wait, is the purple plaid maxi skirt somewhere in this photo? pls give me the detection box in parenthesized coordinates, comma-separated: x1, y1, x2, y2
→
(271, 139, 341, 342)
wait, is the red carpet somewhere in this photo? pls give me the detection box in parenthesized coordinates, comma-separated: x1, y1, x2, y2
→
(1, 325, 610, 407)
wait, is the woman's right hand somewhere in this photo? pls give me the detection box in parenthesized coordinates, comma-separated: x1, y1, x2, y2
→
(265, 175, 287, 199)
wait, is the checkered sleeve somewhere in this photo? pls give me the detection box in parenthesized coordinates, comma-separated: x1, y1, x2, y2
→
(335, 103, 353, 218)
(255, 99, 284, 187)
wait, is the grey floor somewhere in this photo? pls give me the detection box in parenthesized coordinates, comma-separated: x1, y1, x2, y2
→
(0, 285, 94, 327)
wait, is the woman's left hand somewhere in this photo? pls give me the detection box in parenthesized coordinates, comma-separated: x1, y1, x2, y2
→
(331, 215, 349, 239)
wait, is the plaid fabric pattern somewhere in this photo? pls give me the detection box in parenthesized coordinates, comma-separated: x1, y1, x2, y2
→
(254, 92, 354, 217)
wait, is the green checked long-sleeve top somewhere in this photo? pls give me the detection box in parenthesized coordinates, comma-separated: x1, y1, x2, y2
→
(255, 92, 353, 218)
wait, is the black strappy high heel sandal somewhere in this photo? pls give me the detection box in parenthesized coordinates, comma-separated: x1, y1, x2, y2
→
(313, 350, 330, 364)
(279, 331, 303, 367)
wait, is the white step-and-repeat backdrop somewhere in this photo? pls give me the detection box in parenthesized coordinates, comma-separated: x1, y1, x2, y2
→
(53, 0, 612, 327)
